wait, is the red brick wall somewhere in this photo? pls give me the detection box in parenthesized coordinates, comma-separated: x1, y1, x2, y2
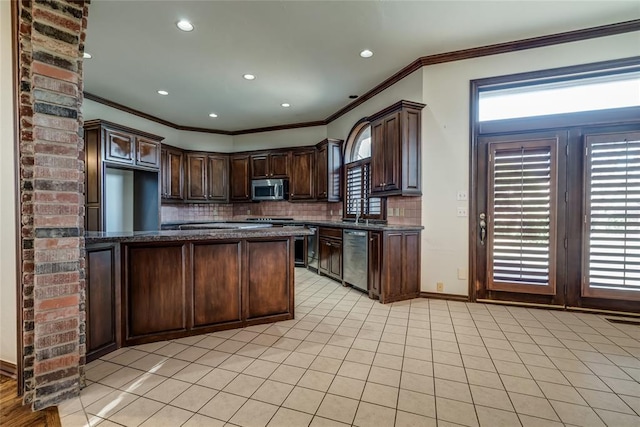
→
(17, 0, 89, 410)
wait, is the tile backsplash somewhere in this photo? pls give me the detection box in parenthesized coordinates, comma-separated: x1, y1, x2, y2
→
(162, 197, 420, 225)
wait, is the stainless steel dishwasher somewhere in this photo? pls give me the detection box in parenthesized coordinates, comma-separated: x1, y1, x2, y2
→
(342, 229, 368, 293)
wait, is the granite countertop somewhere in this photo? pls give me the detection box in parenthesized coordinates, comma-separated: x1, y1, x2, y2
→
(162, 219, 424, 232)
(85, 226, 313, 244)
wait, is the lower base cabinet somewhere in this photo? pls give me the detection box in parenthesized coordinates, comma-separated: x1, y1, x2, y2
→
(368, 230, 421, 303)
(318, 227, 342, 281)
(247, 240, 293, 320)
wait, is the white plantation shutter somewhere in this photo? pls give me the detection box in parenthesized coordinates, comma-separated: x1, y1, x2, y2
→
(584, 131, 640, 300)
(487, 139, 558, 294)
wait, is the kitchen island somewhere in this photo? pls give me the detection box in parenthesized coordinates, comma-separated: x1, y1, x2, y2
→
(84, 226, 312, 361)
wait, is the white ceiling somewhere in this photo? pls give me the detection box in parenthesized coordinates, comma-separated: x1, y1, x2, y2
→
(84, 1, 639, 132)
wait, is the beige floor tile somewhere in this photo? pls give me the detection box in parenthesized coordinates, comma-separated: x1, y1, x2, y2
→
(518, 414, 564, 427)
(337, 361, 370, 380)
(327, 376, 365, 400)
(475, 406, 520, 427)
(100, 367, 145, 389)
(577, 387, 636, 414)
(109, 397, 164, 427)
(537, 381, 587, 405)
(433, 363, 467, 382)
(237, 343, 270, 359)
(353, 401, 395, 427)
(173, 346, 209, 362)
(600, 375, 640, 397)
(198, 391, 247, 421)
(144, 377, 190, 404)
(218, 354, 255, 372)
(57, 396, 83, 417)
(229, 399, 279, 427)
(183, 413, 225, 427)
(258, 347, 292, 364)
(223, 373, 265, 397)
(269, 364, 306, 385)
(400, 371, 434, 395)
(309, 356, 342, 374)
(435, 378, 473, 403)
(297, 369, 335, 392)
(170, 384, 217, 412)
(282, 386, 325, 414)
(361, 382, 398, 408)
(394, 410, 437, 427)
(267, 407, 313, 427)
(80, 382, 116, 407)
(138, 405, 192, 427)
(109, 349, 148, 366)
(60, 412, 90, 427)
(508, 392, 559, 421)
(469, 385, 513, 411)
(154, 342, 190, 357)
(500, 374, 543, 397)
(309, 416, 350, 426)
(283, 351, 317, 368)
(84, 390, 139, 419)
(550, 399, 605, 427)
(595, 408, 640, 427)
(351, 338, 379, 352)
(171, 363, 212, 384)
(367, 366, 401, 387)
(436, 397, 479, 427)
(396, 389, 436, 418)
(493, 360, 531, 378)
(345, 348, 375, 365)
(315, 394, 358, 424)
(193, 336, 226, 350)
(251, 379, 294, 405)
(242, 359, 279, 379)
(194, 350, 231, 368)
(196, 367, 238, 390)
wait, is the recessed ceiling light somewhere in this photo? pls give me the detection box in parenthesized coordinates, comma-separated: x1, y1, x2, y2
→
(157, 90, 169, 96)
(349, 95, 358, 99)
(208, 113, 218, 118)
(243, 74, 256, 80)
(83, 52, 92, 59)
(360, 49, 374, 58)
(176, 20, 194, 32)
(281, 103, 290, 108)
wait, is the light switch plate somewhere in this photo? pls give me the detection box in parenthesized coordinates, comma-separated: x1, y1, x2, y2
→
(457, 207, 468, 217)
(457, 268, 467, 280)
(456, 191, 468, 201)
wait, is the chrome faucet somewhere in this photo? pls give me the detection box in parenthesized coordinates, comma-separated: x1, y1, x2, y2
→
(355, 198, 367, 224)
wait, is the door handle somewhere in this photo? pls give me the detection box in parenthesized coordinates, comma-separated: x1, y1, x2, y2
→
(479, 213, 487, 246)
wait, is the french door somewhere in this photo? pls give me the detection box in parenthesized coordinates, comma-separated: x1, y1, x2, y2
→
(474, 119, 640, 312)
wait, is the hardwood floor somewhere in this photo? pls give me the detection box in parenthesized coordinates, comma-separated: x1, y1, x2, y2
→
(0, 376, 61, 427)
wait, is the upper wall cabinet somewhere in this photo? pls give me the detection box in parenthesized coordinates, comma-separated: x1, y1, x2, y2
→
(251, 152, 289, 179)
(161, 145, 184, 201)
(290, 149, 315, 201)
(315, 139, 343, 202)
(230, 155, 251, 201)
(369, 100, 425, 196)
(185, 153, 229, 202)
(96, 121, 162, 170)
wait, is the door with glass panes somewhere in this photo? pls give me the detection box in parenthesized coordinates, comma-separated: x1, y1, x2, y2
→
(475, 124, 640, 312)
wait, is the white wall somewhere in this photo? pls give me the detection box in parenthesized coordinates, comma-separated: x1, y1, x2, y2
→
(233, 126, 327, 151)
(104, 168, 134, 232)
(421, 31, 640, 296)
(0, 0, 17, 365)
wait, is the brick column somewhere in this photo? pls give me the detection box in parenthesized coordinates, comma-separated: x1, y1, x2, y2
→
(17, 0, 89, 410)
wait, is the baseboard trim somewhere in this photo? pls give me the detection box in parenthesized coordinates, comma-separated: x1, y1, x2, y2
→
(0, 360, 17, 379)
(420, 292, 470, 302)
(476, 298, 565, 310)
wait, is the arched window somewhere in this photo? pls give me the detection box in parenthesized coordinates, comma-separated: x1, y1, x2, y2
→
(344, 121, 384, 220)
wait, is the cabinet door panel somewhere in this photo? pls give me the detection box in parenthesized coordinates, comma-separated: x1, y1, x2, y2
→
(318, 238, 331, 274)
(290, 150, 314, 200)
(330, 245, 342, 279)
(316, 145, 328, 199)
(368, 232, 381, 297)
(168, 150, 184, 199)
(186, 154, 207, 200)
(127, 245, 186, 338)
(160, 149, 169, 198)
(193, 242, 241, 326)
(384, 233, 404, 299)
(383, 113, 400, 191)
(247, 240, 291, 319)
(230, 156, 251, 201)
(371, 120, 386, 193)
(402, 232, 420, 295)
(104, 129, 134, 165)
(208, 155, 228, 201)
(87, 246, 117, 359)
(136, 138, 160, 169)
(251, 155, 269, 179)
(270, 153, 289, 178)
(328, 142, 342, 201)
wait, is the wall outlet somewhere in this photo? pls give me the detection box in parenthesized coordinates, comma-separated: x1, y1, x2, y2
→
(246, 209, 251, 215)
(457, 207, 468, 217)
(457, 268, 467, 280)
(436, 282, 444, 292)
(400, 208, 405, 217)
(456, 191, 468, 201)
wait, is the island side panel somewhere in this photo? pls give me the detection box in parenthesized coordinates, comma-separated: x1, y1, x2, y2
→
(245, 238, 294, 323)
(192, 241, 243, 328)
(125, 243, 188, 342)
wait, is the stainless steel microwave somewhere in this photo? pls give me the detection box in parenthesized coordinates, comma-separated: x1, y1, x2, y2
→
(251, 179, 289, 201)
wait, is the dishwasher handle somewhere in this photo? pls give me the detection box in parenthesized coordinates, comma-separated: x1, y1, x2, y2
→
(344, 230, 367, 237)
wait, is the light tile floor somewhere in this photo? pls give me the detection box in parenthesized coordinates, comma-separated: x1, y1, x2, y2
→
(59, 268, 640, 426)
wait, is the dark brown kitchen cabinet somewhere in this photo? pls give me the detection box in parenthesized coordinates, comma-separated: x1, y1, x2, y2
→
(86, 243, 120, 362)
(251, 152, 289, 179)
(315, 139, 343, 201)
(368, 230, 421, 303)
(290, 149, 315, 201)
(370, 100, 425, 196)
(318, 227, 342, 281)
(230, 155, 251, 201)
(186, 153, 229, 202)
(193, 242, 242, 327)
(161, 145, 184, 201)
(84, 120, 163, 232)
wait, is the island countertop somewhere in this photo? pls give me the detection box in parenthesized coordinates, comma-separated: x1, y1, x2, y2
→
(85, 226, 313, 244)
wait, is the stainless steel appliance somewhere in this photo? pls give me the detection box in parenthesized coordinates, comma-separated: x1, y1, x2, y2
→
(307, 226, 318, 271)
(251, 179, 289, 201)
(342, 229, 368, 292)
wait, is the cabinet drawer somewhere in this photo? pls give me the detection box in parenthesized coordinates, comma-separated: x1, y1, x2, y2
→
(319, 227, 342, 240)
